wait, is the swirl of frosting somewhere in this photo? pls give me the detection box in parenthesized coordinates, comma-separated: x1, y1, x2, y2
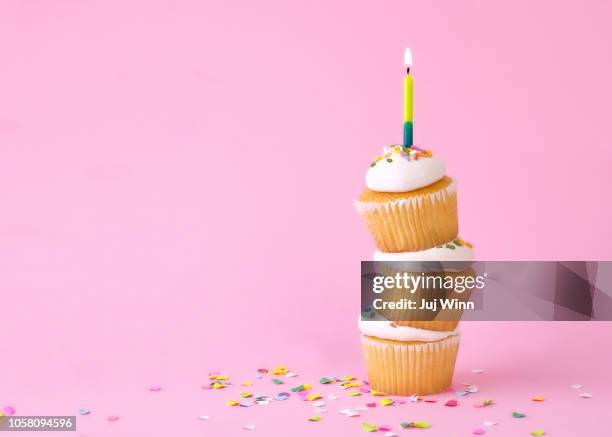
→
(358, 319, 457, 342)
(374, 238, 474, 262)
(365, 145, 445, 192)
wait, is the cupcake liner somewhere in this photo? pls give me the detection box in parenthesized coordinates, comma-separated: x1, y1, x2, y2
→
(355, 178, 458, 253)
(361, 334, 460, 395)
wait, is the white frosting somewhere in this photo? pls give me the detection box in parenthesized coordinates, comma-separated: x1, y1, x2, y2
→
(358, 319, 456, 342)
(365, 147, 446, 192)
(355, 179, 456, 212)
(374, 239, 474, 262)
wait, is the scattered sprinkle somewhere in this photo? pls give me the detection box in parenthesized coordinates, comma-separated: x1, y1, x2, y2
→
(198, 415, 210, 421)
(445, 399, 458, 407)
(414, 421, 430, 429)
(579, 392, 593, 398)
(570, 384, 583, 389)
(483, 421, 497, 427)
(243, 424, 256, 431)
(275, 392, 290, 401)
(241, 380, 254, 386)
(512, 411, 526, 418)
(328, 395, 339, 400)
(347, 391, 361, 397)
(240, 392, 253, 398)
(226, 400, 239, 406)
(308, 416, 321, 422)
(291, 384, 311, 392)
(268, 366, 288, 376)
(313, 400, 326, 408)
(474, 399, 494, 408)
(385, 433, 398, 437)
(107, 416, 119, 422)
(271, 379, 283, 385)
(370, 390, 386, 396)
(532, 395, 545, 401)
(286, 372, 298, 378)
(306, 393, 322, 401)
(473, 428, 486, 435)
(366, 402, 377, 408)
(319, 377, 333, 384)
(149, 385, 162, 391)
(78, 408, 90, 415)
(362, 422, 378, 432)
(380, 398, 394, 406)
(531, 429, 546, 436)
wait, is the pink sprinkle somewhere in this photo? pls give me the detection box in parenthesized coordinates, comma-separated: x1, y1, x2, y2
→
(3, 406, 15, 416)
(149, 385, 162, 392)
(366, 402, 377, 408)
(379, 426, 392, 432)
(107, 416, 119, 422)
(424, 398, 437, 403)
(445, 399, 458, 407)
(473, 428, 486, 435)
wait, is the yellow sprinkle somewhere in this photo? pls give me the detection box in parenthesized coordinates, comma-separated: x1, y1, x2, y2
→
(465, 242, 474, 248)
(268, 366, 288, 375)
(380, 398, 394, 406)
(340, 381, 361, 388)
(532, 395, 545, 401)
(210, 374, 229, 381)
(226, 400, 239, 406)
(308, 416, 322, 422)
(306, 393, 322, 401)
(241, 380, 253, 386)
(303, 383, 312, 391)
(347, 391, 361, 397)
(211, 382, 225, 389)
(240, 392, 253, 398)
(370, 390, 386, 396)
(341, 376, 355, 381)
(374, 156, 382, 161)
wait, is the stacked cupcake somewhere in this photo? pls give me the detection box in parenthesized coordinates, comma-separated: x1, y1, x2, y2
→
(355, 144, 473, 395)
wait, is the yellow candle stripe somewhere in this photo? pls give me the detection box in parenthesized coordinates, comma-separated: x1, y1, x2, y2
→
(404, 74, 413, 123)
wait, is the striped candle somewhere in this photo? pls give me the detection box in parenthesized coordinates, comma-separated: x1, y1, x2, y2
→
(403, 48, 413, 147)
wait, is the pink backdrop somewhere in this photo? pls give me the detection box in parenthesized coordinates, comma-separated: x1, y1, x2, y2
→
(1, 1, 611, 436)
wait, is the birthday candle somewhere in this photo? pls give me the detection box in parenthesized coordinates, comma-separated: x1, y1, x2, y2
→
(403, 48, 413, 147)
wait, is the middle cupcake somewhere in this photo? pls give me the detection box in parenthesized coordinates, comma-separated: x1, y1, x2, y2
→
(355, 145, 458, 253)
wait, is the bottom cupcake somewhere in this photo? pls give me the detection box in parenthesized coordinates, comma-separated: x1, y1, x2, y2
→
(360, 324, 460, 395)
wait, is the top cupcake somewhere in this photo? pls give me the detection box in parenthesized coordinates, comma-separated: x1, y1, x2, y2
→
(366, 145, 446, 193)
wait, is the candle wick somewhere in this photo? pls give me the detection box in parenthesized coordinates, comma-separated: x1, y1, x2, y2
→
(406, 67, 411, 75)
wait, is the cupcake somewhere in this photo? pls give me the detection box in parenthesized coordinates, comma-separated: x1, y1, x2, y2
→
(372, 238, 475, 332)
(355, 145, 457, 253)
(359, 322, 460, 395)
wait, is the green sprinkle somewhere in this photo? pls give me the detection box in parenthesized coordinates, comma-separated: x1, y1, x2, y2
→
(400, 422, 411, 429)
(445, 244, 456, 250)
(271, 378, 283, 385)
(319, 377, 333, 384)
(291, 385, 305, 392)
(513, 411, 526, 418)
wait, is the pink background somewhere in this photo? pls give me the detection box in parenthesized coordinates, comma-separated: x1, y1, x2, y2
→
(1, 1, 611, 436)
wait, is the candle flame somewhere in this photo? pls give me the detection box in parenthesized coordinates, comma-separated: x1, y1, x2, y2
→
(404, 48, 413, 67)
